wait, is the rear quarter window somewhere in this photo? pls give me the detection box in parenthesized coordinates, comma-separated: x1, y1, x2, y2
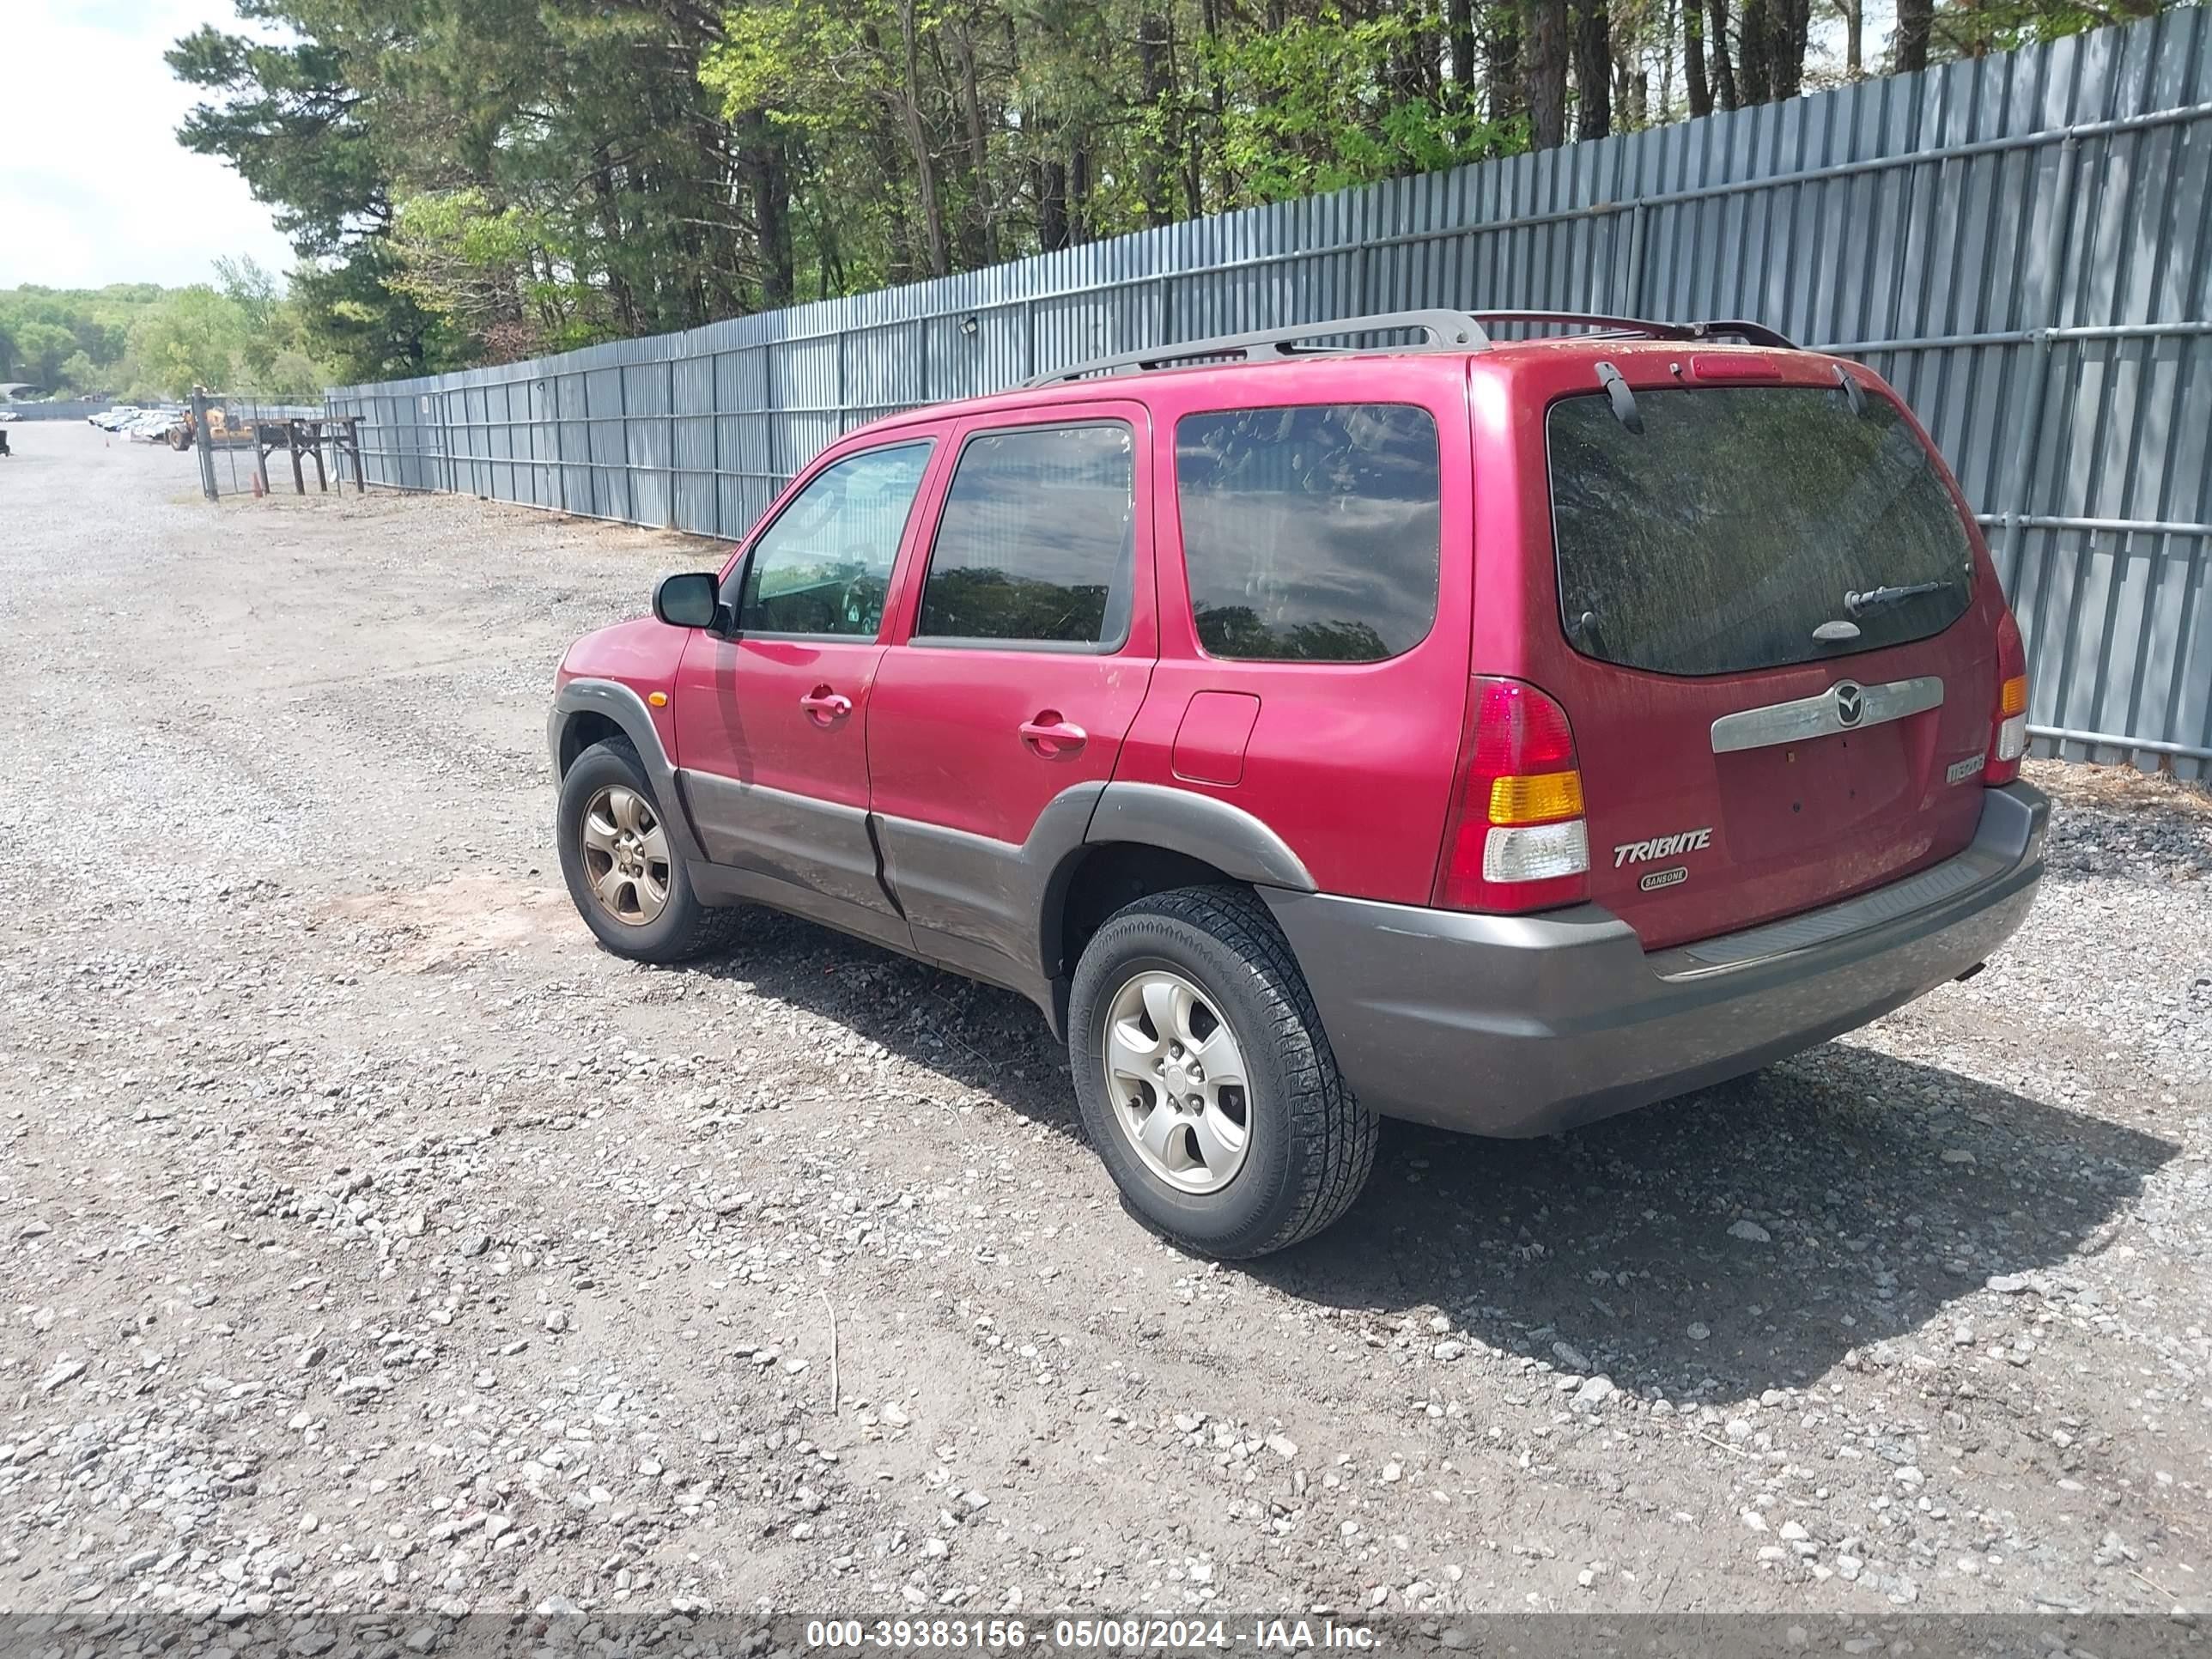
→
(1548, 385, 1976, 677)
(1175, 403, 1440, 662)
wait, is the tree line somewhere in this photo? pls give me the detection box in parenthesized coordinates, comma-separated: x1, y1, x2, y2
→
(171, 0, 2163, 385)
(0, 264, 331, 403)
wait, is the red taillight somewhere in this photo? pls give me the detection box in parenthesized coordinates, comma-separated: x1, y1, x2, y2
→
(1987, 610, 2029, 785)
(1433, 678, 1591, 914)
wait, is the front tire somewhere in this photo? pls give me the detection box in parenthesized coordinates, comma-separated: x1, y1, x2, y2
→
(556, 738, 740, 964)
(1068, 885, 1376, 1258)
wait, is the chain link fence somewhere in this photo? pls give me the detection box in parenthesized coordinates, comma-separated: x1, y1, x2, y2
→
(183, 393, 366, 501)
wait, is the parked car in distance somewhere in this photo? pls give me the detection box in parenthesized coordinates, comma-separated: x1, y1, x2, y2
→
(88, 405, 143, 430)
(127, 408, 186, 442)
(545, 308, 2046, 1258)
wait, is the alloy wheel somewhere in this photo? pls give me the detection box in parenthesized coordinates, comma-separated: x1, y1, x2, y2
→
(1101, 969, 1252, 1194)
(579, 785, 671, 927)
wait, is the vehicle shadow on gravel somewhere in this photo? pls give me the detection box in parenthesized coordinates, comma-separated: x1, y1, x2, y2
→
(696, 910, 2178, 1402)
(1252, 1045, 2180, 1401)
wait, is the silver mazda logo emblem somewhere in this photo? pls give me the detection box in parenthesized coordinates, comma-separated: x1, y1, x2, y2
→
(1833, 681, 1865, 727)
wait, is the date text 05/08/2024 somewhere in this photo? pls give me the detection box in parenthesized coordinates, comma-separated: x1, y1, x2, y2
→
(802, 1619, 1381, 1651)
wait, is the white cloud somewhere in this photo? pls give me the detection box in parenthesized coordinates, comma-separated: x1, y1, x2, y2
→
(0, 0, 297, 289)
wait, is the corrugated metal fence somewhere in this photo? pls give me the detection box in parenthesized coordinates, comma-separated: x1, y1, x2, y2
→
(325, 9, 2212, 776)
(6, 399, 117, 422)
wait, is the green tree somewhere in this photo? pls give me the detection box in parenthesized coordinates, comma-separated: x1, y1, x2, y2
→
(1905, 0, 2158, 61)
(176, 0, 768, 368)
(1198, 6, 1503, 201)
(10, 321, 79, 389)
(386, 188, 597, 359)
(129, 287, 249, 398)
(2, 280, 333, 398)
(167, 0, 2194, 377)
(264, 349, 332, 399)
(168, 7, 455, 381)
(58, 351, 100, 394)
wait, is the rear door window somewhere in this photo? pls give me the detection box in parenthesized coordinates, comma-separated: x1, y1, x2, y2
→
(915, 422, 1136, 649)
(1175, 403, 1440, 662)
(1548, 386, 1975, 677)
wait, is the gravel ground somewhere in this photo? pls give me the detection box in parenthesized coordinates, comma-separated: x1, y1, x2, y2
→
(2, 425, 2209, 1629)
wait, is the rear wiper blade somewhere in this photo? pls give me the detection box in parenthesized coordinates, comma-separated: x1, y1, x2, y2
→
(1844, 579, 1954, 616)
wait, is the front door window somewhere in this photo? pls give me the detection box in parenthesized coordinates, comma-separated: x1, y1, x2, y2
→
(735, 441, 934, 637)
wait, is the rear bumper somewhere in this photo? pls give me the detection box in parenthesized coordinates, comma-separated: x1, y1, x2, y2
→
(1265, 783, 2047, 1137)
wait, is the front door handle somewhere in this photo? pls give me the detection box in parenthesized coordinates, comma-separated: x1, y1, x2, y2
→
(799, 686, 853, 723)
(1018, 713, 1088, 757)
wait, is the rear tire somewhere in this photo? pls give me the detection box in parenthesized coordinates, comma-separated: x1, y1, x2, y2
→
(1068, 884, 1376, 1258)
(557, 738, 741, 964)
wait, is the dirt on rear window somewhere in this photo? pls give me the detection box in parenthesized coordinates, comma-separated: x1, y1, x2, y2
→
(1547, 384, 1977, 677)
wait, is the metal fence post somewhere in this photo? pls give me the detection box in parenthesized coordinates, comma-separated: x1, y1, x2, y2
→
(578, 370, 592, 518)
(190, 391, 218, 501)
(1623, 200, 1649, 314)
(2000, 131, 2083, 690)
(617, 361, 636, 526)
(710, 352, 725, 539)
(763, 343, 780, 527)
(555, 374, 571, 515)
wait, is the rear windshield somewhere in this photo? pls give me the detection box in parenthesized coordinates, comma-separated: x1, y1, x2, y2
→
(1547, 386, 1975, 677)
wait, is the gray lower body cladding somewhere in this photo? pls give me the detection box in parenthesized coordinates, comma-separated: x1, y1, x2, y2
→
(1265, 783, 2048, 1137)
(552, 682, 1327, 1028)
(554, 680, 2047, 1135)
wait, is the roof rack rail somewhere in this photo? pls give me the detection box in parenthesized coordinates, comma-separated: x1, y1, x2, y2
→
(1468, 309, 1673, 337)
(1024, 308, 1797, 386)
(1025, 309, 1492, 386)
(1467, 311, 1798, 348)
(1683, 317, 1799, 348)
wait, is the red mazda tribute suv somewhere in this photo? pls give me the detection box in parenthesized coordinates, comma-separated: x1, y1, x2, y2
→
(549, 309, 2045, 1258)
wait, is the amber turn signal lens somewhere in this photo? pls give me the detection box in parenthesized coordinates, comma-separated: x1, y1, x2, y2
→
(1488, 769, 1584, 826)
(1998, 674, 2027, 716)
(648, 690, 669, 708)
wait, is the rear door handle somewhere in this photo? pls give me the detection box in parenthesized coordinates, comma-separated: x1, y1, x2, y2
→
(799, 687, 853, 722)
(1018, 714, 1088, 757)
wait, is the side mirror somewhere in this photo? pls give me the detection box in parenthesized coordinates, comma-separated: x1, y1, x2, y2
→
(653, 570, 730, 633)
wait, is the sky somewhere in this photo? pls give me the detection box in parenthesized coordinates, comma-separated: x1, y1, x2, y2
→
(1, 0, 296, 291)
